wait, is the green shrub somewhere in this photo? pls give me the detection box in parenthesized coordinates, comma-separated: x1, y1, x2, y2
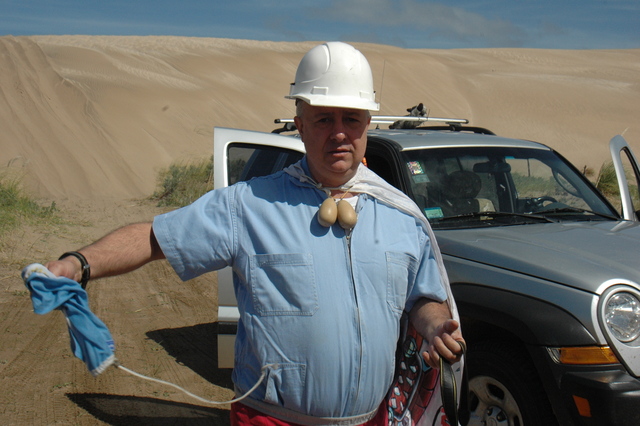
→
(0, 173, 58, 235)
(152, 156, 213, 207)
(594, 161, 640, 213)
(595, 161, 619, 199)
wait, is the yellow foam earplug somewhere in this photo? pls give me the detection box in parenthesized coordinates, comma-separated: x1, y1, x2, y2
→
(337, 200, 357, 230)
(318, 197, 358, 230)
(318, 197, 338, 227)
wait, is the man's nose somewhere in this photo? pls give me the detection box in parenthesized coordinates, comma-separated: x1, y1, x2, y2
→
(331, 122, 347, 141)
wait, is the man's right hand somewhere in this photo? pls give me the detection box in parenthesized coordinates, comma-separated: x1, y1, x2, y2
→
(46, 257, 82, 281)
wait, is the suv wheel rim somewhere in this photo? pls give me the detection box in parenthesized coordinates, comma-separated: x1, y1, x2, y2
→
(468, 375, 523, 426)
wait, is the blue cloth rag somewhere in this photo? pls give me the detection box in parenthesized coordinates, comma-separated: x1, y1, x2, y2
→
(21, 263, 116, 376)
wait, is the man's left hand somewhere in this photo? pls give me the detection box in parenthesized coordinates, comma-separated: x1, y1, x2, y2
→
(409, 299, 465, 370)
(421, 318, 464, 369)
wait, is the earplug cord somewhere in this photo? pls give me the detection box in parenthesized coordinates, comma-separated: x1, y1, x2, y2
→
(114, 361, 278, 405)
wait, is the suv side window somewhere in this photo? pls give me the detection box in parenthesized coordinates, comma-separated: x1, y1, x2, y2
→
(227, 144, 304, 185)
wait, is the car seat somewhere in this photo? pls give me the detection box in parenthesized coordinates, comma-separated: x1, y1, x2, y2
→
(440, 170, 495, 216)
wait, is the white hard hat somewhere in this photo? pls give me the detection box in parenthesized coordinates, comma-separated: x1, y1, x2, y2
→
(286, 42, 380, 111)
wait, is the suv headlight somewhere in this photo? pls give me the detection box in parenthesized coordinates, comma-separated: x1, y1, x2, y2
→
(604, 291, 640, 342)
(598, 284, 640, 376)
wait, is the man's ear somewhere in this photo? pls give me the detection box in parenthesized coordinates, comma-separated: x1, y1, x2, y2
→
(294, 116, 304, 138)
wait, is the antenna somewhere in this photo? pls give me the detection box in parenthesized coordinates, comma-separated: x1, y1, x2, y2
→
(378, 60, 387, 110)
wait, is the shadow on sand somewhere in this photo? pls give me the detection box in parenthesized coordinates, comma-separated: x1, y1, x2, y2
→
(67, 393, 230, 425)
(146, 322, 234, 389)
(67, 322, 234, 425)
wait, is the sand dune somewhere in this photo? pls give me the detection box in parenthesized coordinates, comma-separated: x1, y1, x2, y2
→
(1, 35, 638, 200)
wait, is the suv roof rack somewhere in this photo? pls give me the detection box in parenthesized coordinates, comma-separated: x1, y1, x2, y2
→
(271, 115, 486, 134)
(371, 115, 468, 125)
(417, 125, 496, 135)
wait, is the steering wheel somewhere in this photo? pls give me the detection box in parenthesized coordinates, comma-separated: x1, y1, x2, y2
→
(531, 196, 558, 210)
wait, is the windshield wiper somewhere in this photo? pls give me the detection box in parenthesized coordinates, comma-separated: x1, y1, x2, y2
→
(539, 207, 619, 220)
(435, 211, 556, 223)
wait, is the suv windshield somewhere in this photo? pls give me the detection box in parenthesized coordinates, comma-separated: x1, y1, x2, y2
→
(399, 146, 619, 229)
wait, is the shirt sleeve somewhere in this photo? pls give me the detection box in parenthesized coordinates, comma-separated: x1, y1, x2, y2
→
(152, 186, 236, 281)
(404, 225, 448, 312)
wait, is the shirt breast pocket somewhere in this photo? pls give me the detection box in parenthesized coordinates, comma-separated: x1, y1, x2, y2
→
(386, 251, 418, 313)
(250, 253, 318, 316)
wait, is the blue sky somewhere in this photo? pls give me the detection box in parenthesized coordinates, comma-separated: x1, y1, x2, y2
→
(3, 0, 639, 49)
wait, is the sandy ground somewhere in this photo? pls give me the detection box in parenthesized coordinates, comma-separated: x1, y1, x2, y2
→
(1, 198, 234, 425)
(0, 35, 639, 425)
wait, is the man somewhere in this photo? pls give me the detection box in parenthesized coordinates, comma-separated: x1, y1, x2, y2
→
(47, 42, 463, 425)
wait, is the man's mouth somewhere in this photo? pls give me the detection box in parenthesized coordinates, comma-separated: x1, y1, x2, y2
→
(329, 147, 351, 154)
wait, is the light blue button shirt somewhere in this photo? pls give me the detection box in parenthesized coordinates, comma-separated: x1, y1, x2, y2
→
(152, 163, 447, 419)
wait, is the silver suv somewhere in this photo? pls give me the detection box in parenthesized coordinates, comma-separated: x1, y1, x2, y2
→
(213, 116, 640, 426)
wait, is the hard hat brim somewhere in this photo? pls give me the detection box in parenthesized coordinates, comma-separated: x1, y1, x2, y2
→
(286, 94, 380, 112)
